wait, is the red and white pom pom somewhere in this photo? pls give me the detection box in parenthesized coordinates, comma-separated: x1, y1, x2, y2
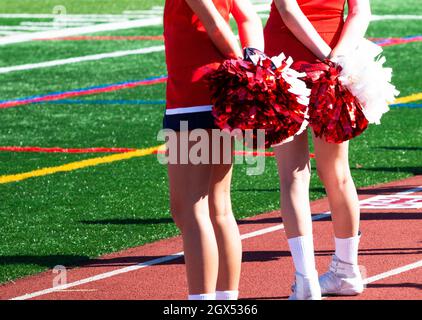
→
(295, 60, 369, 143)
(332, 39, 400, 124)
(207, 53, 310, 149)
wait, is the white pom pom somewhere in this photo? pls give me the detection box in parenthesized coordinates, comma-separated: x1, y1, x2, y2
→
(334, 39, 400, 124)
(269, 53, 311, 146)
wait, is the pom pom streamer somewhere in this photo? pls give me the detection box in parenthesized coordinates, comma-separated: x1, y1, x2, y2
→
(295, 60, 369, 143)
(295, 39, 399, 143)
(207, 52, 310, 149)
(332, 39, 400, 124)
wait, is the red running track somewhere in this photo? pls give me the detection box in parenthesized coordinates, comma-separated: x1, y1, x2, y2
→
(0, 175, 421, 300)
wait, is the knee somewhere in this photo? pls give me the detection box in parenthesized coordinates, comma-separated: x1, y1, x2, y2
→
(209, 209, 234, 227)
(169, 201, 185, 230)
(169, 195, 209, 231)
(316, 165, 352, 189)
(209, 191, 233, 224)
(279, 169, 311, 190)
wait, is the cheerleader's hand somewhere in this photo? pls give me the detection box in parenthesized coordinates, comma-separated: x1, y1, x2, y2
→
(328, 54, 345, 66)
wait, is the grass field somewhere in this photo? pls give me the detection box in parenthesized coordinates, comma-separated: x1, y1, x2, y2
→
(0, 0, 421, 284)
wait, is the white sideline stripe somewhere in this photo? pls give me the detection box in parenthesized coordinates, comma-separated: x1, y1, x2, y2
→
(371, 15, 422, 21)
(53, 17, 152, 22)
(364, 260, 422, 284)
(9, 185, 421, 300)
(165, 105, 213, 115)
(0, 31, 25, 36)
(0, 26, 54, 31)
(0, 45, 165, 74)
(21, 22, 95, 27)
(253, 6, 422, 21)
(0, 14, 160, 19)
(0, 17, 162, 46)
(123, 10, 164, 15)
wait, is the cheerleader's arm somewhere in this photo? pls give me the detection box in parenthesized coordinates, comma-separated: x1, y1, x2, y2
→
(274, 0, 332, 60)
(185, 0, 243, 59)
(330, 0, 371, 58)
(232, 0, 264, 51)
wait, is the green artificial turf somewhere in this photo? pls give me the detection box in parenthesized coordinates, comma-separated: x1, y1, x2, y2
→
(0, 0, 421, 284)
(0, 0, 165, 14)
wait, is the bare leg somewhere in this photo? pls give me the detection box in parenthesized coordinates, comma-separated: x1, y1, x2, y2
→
(274, 131, 321, 299)
(314, 134, 363, 296)
(312, 134, 360, 238)
(209, 161, 242, 292)
(274, 131, 312, 238)
(167, 132, 219, 295)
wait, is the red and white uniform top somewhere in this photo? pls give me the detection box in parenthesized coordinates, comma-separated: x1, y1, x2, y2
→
(164, 0, 233, 115)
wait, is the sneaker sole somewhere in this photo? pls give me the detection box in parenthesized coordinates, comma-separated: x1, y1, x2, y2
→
(321, 288, 364, 296)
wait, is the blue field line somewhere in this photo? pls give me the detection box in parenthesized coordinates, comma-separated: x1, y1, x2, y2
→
(374, 39, 392, 45)
(34, 99, 166, 105)
(0, 75, 168, 104)
(373, 34, 422, 45)
(390, 103, 422, 109)
(402, 34, 422, 40)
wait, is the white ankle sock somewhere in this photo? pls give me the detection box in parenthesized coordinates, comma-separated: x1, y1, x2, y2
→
(287, 235, 317, 277)
(335, 234, 360, 265)
(188, 293, 216, 300)
(216, 290, 239, 300)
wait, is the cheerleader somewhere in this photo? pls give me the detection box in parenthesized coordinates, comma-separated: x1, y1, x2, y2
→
(163, 0, 263, 300)
(264, 0, 371, 299)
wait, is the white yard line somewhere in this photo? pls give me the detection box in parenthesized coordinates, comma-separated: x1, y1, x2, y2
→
(0, 2, 420, 48)
(0, 17, 162, 46)
(0, 45, 165, 74)
(9, 185, 422, 300)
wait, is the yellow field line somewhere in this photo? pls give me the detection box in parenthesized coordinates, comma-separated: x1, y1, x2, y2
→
(394, 92, 422, 104)
(0, 145, 163, 185)
(0, 92, 420, 185)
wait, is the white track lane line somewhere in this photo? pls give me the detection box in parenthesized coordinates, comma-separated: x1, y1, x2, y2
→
(0, 17, 162, 46)
(10, 212, 330, 300)
(10, 185, 422, 300)
(395, 186, 422, 195)
(0, 45, 165, 74)
(364, 260, 422, 285)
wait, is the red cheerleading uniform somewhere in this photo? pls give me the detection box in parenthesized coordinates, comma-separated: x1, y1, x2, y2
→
(264, 0, 345, 63)
(163, 0, 233, 130)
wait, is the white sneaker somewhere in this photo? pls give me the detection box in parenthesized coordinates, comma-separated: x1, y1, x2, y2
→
(319, 255, 364, 296)
(288, 272, 322, 300)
